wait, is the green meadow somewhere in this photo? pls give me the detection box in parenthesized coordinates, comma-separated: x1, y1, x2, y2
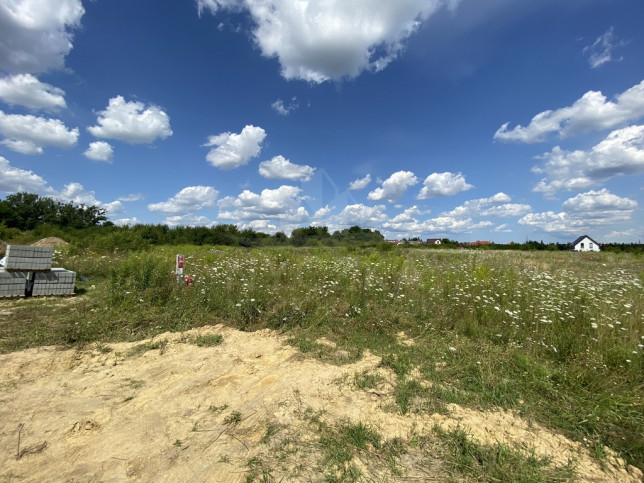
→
(1, 245, 642, 477)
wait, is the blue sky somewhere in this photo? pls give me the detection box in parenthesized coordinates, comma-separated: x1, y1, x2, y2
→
(1, 0, 643, 243)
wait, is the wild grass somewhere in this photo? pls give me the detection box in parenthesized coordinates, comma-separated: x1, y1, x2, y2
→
(0, 246, 642, 471)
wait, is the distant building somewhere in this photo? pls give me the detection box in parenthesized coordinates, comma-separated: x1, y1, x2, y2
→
(385, 239, 400, 244)
(571, 235, 600, 252)
(426, 238, 442, 245)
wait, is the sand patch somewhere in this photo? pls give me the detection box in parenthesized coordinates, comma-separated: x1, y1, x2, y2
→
(0, 325, 640, 482)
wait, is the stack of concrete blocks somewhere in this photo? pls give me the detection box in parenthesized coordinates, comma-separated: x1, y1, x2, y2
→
(0, 271, 30, 297)
(0, 245, 76, 298)
(4, 245, 53, 271)
(33, 268, 77, 296)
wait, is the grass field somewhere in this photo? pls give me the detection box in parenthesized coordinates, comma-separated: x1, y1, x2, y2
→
(1, 245, 642, 479)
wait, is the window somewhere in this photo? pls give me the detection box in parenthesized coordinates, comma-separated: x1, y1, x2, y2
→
(589, 243, 593, 249)
(580, 242, 584, 249)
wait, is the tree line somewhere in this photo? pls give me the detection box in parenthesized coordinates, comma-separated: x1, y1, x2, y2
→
(1, 193, 642, 253)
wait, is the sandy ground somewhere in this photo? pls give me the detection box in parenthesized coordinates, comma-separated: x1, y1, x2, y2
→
(0, 325, 641, 482)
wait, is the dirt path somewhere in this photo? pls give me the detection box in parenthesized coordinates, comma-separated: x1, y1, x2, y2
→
(0, 325, 641, 482)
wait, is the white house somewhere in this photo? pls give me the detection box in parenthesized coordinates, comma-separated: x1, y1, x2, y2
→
(571, 235, 601, 252)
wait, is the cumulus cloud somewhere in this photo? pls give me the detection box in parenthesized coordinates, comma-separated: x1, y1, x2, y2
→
(88, 96, 172, 144)
(203, 124, 266, 170)
(443, 193, 529, 218)
(583, 27, 627, 69)
(561, 188, 637, 223)
(0, 0, 85, 73)
(368, 170, 418, 202)
(519, 189, 637, 234)
(417, 171, 473, 198)
(271, 97, 298, 115)
(259, 155, 316, 181)
(113, 217, 139, 226)
(494, 80, 644, 143)
(198, 0, 460, 82)
(532, 125, 644, 196)
(83, 141, 114, 163)
(163, 214, 214, 227)
(0, 74, 66, 110)
(218, 185, 309, 223)
(0, 155, 49, 193)
(147, 186, 219, 214)
(334, 203, 388, 227)
(58, 182, 123, 214)
(0, 110, 78, 154)
(348, 174, 371, 191)
(313, 205, 331, 218)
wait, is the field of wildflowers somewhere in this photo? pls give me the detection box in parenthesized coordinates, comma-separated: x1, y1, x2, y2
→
(1, 245, 642, 471)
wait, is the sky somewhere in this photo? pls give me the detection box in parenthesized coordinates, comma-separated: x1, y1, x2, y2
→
(1, 0, 644, 243)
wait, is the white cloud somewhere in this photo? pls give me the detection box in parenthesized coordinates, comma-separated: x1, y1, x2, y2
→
(218, 185, 309, 223)
(417, 171, 473, 198)
(494, 223, 511, 233)
(0, 138, 43, 155)
(118, 193, 143, 202)
(0, 156, 49, 193)
(421, 216, 492, 233)
(83, 141, 114, 163)
(313, 205, 331, 218)
(494, 80, 644, 143)
(163, 214, 214, 227)
(245, 219, 280, 234)
(57, 182, 122, 214)
(198, 0, 460, 82)
(583, 27, 627, 69)
(368, 170, 418, 202)
(443, 193, 511, 217)
(0, 0, 85, 73)
(334, 203, 388, 227)
(147, 186, 219, 215)
(259, 155, 316, 181)
(0, 110, 78, 154)
(561, 188, 637, 223)
(481, 203, 531, 217)
(271, 97, 298, 115)
(348, 174, 371, 190)
(532, 125, 644, 196)
(203, 124, 266, 170)
(0, 74, 66, 110)
(113, 217, 139, 226)
(88, 96, 172, 144)
(519, 189, 637, 234)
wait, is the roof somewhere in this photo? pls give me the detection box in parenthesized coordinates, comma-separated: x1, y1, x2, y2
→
(571, 235, 600, 246)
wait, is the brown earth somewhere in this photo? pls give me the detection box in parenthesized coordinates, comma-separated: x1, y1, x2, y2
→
(0, 325, 641, 482)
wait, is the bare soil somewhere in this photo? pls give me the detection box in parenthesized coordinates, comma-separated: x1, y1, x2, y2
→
(0, 325, 641, 482)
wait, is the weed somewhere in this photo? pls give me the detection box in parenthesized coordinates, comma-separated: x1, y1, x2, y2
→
(353, 370, 383, 390)
(173, 439, 182, 448)
(223, 411, 242, 426)
(434, 425, 576, 481)
(193, 333, 223, 347)
(209, 403, 229, 413)
(261, 424, 279, 444)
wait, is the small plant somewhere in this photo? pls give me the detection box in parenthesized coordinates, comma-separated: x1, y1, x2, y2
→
(353, 370, 383, 390)
(193, 334, 223, 347)
(209, 403, 229, 413)
(260, 424, 279, 444)
(95, 343, 112, 354)
(173, 439, 182, 448)
(223, 411, 242, 426)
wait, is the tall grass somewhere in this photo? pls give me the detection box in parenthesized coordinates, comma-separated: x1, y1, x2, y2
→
(0, 246, 642, 468)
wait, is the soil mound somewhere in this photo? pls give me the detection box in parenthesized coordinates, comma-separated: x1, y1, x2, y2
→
(30, 237, 69, 248)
